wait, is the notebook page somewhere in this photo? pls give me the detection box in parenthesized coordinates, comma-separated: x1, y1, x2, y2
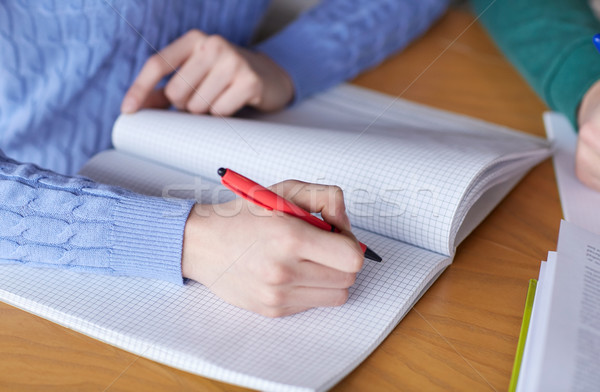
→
(448, 151, 550, 251)
(81, 150, 232, 203)
(243, 84, 548, 147)
(112, 109, 549, 256)
(245, 84, 550, 252)
(0, 231, 450, 392)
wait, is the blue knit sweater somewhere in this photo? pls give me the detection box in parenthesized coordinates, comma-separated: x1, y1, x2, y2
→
(0, 0, 449, 283)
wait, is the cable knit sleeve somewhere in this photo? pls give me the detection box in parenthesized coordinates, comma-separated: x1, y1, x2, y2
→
(256, 0, 450, 102)
(0, 151, 195, 285)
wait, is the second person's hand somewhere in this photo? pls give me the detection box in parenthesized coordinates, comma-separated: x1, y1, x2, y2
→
(121, 29, 294, 116)
(577, 80, 600, 191)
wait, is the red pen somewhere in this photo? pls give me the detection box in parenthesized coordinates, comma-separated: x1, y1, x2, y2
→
(218, 168, 382, 262)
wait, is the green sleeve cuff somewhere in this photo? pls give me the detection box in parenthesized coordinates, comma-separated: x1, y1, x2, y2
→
(544, 38, 600, 128)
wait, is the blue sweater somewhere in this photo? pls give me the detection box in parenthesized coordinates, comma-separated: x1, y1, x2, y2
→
(0, 0, 449, 283)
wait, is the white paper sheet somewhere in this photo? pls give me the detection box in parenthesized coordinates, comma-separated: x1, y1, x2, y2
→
(544, 112, 600, 235)
(531, 221, 600, 391)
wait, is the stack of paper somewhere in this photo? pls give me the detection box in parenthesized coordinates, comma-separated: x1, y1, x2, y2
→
(514, 113, 600, 391)
(517, 221, 600, 391)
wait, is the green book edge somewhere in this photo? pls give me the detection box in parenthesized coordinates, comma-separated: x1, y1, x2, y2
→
(508, 278, 538, 392)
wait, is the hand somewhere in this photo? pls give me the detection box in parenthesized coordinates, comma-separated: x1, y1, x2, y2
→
(121, 30, 294, 116)
(577, 80, 600, 190)
(181, 181, 364, 318)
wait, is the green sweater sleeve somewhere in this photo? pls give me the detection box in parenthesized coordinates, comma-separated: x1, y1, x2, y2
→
(470, 0, 600, 127)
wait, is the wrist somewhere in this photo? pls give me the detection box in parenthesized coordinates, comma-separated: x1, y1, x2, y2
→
(181, 202, 245, 286)
(181, 204, 213, 284)
(258, 51, 294, 106)
(245, 49, 295, 110)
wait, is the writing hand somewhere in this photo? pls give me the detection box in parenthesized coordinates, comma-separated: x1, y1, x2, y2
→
(181, 181, 364, 318)
(121, 30, 294, 116)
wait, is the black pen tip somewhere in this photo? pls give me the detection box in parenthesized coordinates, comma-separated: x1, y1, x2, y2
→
(217, 167, 227, 177)
(364, 247, 382, 262)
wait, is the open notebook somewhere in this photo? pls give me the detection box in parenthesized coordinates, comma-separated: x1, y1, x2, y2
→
(0, 85, 550, 391)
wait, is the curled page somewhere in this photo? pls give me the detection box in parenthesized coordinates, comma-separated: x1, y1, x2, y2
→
(111, 99, 549, 256)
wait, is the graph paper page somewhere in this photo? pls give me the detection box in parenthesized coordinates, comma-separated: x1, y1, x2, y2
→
(0, 231, 450, 392)
(112, 101, 547, 256)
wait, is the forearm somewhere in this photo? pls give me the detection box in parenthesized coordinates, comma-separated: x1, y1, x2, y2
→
(0, 151, 194, 284)
(257, 0, 450, 102)
(470, 0, 600, 126)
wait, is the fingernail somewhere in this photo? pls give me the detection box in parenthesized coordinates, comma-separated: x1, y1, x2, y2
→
(121, 95, 138, 113)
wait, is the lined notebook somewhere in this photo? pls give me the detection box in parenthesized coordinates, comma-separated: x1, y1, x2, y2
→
(0, 85, 551, 391)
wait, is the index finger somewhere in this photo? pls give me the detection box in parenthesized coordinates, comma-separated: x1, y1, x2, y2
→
(121, 30, 207, 113)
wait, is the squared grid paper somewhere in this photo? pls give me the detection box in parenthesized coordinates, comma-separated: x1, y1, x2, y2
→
(112, 88, 549, 256)
(3, 84, 551, 391)
(0, 230, 449, 392)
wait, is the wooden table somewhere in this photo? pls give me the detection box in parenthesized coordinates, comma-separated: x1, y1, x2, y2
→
(0, 9, 562, 392)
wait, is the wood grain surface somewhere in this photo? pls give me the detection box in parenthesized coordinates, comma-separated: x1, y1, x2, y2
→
(0, 8, 562, 392)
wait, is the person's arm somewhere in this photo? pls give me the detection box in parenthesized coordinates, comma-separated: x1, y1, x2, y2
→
(0, 151, 193, 284)
(121, 30, 295, 117)
(1, 152, 364, 317)
(471, 0, 600, 190)
(257, 0, 451, 103)
(470, 0, 600, 126)
(575, 80, 600, 189)
(122, 0, 450, 116)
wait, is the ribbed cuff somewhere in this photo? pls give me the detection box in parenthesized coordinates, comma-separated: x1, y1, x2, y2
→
(109, 195, 195, 285)
(545, 38, 600, 128)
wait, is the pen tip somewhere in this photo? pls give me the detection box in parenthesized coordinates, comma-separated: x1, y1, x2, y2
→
(364, 247, 382, 262)
(218, 167, 227, 177)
